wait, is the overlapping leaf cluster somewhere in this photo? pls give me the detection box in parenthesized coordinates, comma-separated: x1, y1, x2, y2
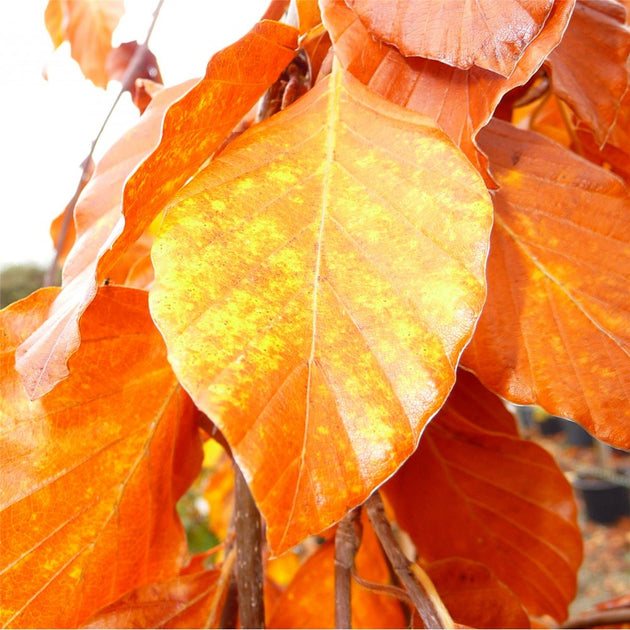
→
(2, 0, 630, 627)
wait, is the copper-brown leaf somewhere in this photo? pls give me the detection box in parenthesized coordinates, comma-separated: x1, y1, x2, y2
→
(346, 0, 554, 77)
(16, 21, 298, 399)
(321, 0, 575, 177)
(425, 558, 531, 629)
(383, 370, 582, 622)
(546, 0, 630, 146)
(106, 41, 163, 113)
(44, 0, 125, 87)
(149, 62, 492, 553)
(463, 119, 630, 448)
(0, 287, 202, 628)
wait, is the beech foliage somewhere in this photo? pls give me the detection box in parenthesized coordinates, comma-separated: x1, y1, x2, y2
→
(2, 1, 630, 628)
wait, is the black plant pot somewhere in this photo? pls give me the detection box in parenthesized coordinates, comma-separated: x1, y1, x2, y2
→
(573, 475, 630, 524)
(563, 420, 594, 447)
(538, 415, 564, 436)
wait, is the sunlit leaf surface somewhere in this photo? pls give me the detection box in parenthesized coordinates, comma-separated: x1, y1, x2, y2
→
(150, 63, 492, 553)
(383, 370, 582, 622)
(346, 0, 554, 77)
(0, 288, 202, 628)
(463, 119, 630, 448)
(321, 0, 574, 177)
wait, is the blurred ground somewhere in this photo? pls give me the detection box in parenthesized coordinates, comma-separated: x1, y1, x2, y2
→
(527, 425, 630, 617)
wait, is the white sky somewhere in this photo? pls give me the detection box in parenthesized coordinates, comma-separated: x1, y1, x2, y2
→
(0, 0, 271, 269)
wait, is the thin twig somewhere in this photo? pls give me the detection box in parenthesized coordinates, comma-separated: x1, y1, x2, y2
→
(560, 607, 630, 629)
(44, 0, 166, 286)
(234, 463, 265, 628)
(365, 492, 453, 630)
(352, 570, 412, 606)
(334, 507, 362, 629)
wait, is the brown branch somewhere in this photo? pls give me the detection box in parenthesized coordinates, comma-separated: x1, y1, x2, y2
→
(334, 507, 362, 629)
(44, 0, 166, 286)
(560, 607, 630, 629)
(218, 574, 239, 629)
(234, 463, 265, 628)
(365, 492, 452, 630)
(218, 499, 238, 628)
(196, 412, 233, 458)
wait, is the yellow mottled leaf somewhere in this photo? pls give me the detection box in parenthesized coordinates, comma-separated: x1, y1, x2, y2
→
(150, 62, 492, 553)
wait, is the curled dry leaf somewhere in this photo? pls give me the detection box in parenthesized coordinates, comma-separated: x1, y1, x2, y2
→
(149, 62, 492, 553)
(546, 0, 630, 147)
(0, 287, 202, 628)
(15, 21, 298, 400)
(383, 370, 582, 623)
(346, 0, 554, 77)
(106, 40, 162, 84)
(321, 0, 575, 179)
(463, 119, 630, 448)
(106, 41, 163, 114)
(44, 0, 125, 87)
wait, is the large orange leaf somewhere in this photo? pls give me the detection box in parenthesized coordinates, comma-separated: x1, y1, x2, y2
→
(267, 515, 405, 628)
(346, 0, 554, 77)
(149, 62, 493, 553)
(463, 119, 630, 447)
(321, 0, 574, 176)
(425, 558, 530, 629)
(44, 0, 124, 87)
(546, 0, 630, 146)
(383, 370, 582, 622)
(0, 287, 202, 628)
(16, 21, 298, 399)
